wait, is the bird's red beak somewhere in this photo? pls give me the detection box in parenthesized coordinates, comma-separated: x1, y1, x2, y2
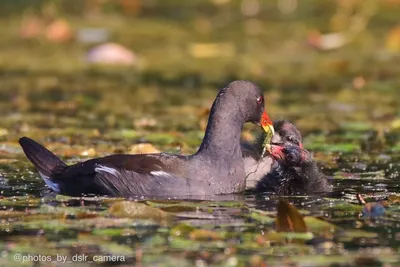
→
(260, 110, 274, 138)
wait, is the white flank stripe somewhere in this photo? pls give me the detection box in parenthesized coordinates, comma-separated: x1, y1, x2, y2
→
(95, 165, 120, 176)
(150, 171, 171, 177)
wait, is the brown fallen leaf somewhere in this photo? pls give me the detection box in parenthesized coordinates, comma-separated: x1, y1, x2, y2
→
(276, 200, 307, 233)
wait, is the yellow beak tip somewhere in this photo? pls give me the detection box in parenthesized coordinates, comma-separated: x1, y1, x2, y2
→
(269, 125, 275, 136)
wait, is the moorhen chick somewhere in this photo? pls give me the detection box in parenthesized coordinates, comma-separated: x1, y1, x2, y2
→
(256, 144, 332, 194)
(242, 120, 332, 194)
(243, 120, 303, 188)
(19, 80, 275, 197)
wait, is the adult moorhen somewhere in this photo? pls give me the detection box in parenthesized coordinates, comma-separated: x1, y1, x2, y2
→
(19, 80, 275, 197)
(256, 143, 332, 194)
(243, 120, 302, 188)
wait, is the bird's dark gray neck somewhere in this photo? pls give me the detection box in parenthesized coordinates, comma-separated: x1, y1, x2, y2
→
(195, 93, 244, 161)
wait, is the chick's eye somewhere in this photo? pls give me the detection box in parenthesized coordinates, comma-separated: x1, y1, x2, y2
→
(256, 96, 263, 105)
(288, 136, 299, 145)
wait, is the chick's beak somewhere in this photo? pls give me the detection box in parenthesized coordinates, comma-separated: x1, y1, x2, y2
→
(261, 110, 274, 140)
(265, 144, 285, 160)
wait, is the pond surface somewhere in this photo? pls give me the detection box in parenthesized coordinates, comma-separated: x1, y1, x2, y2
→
(0, 72, 398, 266)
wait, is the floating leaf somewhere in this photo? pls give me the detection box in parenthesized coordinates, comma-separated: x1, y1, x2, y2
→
(0, 210, 26, 219)
(337, 229, 378, 241)
(264, 230, 313, 243)
(97, 242, 134, 257)
(108, 201, 173, 222)
(168, 237, 200, 251)
(303, 217, 338, 233)
(388, 195, 400, 204)
(279, 232, 314, 240)
(189, 229, 223, 241)
(249, 211, 275, 224)
(170, 223, 195, 238)
(92, 228, 133, 237)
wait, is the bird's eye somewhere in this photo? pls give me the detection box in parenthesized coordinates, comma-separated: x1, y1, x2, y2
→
(256, 96, 263, 105)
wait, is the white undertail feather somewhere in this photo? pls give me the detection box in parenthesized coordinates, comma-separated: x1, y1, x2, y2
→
(38, 171, 60, 192)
